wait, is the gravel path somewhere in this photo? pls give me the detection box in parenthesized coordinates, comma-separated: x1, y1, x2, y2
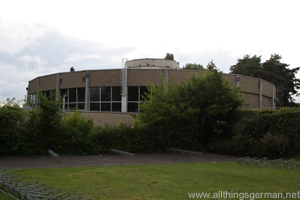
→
(0, 152, 238, 170)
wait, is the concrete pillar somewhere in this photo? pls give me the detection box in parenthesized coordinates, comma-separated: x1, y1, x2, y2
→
(236, 75, 240, 87)
(272, 84, 276, 109)
(259, 79, 262, 109)
(36, 78, 39, 105)
(85, 71, 90, 111)
(56, 73, 60, 101)
(121, 69, 127, 112)
(121, 96, 127, 112)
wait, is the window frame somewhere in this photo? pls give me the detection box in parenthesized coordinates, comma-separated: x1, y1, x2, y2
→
(90, 86, 122, 112)
(60, 88, 85, 110)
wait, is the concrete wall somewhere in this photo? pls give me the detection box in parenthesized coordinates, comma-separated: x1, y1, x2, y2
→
(239, 76, 260, 95)
(127, 69, 163, 86)
(28, 78, 38, 94)
(59, 71, 86, 89)
(90, 70, 121, 87)
(168, 70, 195, 85)
(242, 93, 260, 109)
(38, 74, 57, 91)
(223, 74, 237, 86)
(262, 80, 273, 97)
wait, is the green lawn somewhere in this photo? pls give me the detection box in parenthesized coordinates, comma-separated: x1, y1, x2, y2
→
(1, 161, 300, 199)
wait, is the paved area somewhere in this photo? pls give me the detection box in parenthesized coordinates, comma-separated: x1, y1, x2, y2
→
(0, 152, 238, 170)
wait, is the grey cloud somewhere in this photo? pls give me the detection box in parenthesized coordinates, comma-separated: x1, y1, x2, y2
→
(0, 21, 46, 54)
(17, 31, 135, 71)
(0, 30, 135, 101)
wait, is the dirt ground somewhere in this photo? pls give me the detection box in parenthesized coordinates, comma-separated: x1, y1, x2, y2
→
(0, 152, 238, 170)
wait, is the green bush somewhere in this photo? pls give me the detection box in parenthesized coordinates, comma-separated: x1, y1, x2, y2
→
(136, 69, 245, 149)
(61, 110, 95, 154)
(0, 98, 27, 156)
(232, 108, 300, 158)
(3, 91, 299, 158)
(258, 132, 290, 158)
(233, 131, 290, 159)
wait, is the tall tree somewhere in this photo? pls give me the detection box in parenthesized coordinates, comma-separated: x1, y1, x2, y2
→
(164, 53, 174, 60)
(230, 55, 264, 77)
(262, 54, 300, 106)
(230, 54, 300, 106)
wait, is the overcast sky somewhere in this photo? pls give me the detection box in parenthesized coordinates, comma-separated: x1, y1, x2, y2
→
(1, 0, 300, 103)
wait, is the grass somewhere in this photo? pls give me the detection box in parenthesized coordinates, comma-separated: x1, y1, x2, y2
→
(1, 161, 300, 200)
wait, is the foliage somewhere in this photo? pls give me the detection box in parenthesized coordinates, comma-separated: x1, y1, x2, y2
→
(164, 53, 174, 60)
(136, 69, 245, 148)
(230, 55, 263, 77)
(3, 85, 299, 158)
(259, 132, 290, 158)
(182, 61, 217, 71)
(70, 66, 75, 71)
(0, 98, 27, 156)
(25, 91, 64, 154)
(182, 63, 204, 70)
(233, 131, 290, 159)
(206, 60, 218, 70)
(232, 108, 300, 158)
(230, 54, 300, 106)
(62, 110, 95, 154)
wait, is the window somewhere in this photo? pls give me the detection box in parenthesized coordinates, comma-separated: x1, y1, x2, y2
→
(127, 86, 149, 113)
(32, 93, 36, 103)
(60, 88, 85, 110)
(78, 88, 85, 102)
(42, 90, 56, 101)
(90, 87, 100, 101)
(69, 88, 76, 103)
(60, 89, 68, 101)
(90, 86, 122, 112)
(101, 87, 111, 101)
(29, 93, 37, 108)
(128, 86, 138, 101)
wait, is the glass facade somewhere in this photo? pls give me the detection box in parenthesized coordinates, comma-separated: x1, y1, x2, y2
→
(127, 86, 149, 113)
(54, 86, 149, 113)
(60, 88, 85, 110)
(90, 86, 122, 112)
(32, 93, 36, 103)
(42, 90, 56, 101)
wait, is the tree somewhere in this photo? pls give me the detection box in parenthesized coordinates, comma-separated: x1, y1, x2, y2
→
(182, 63, 204, 70)
(230, 54, 300, 107)
(164, 53, 174, 60)
(230, 55, 263, 77)
(136, 69, 244, 148)
(25, 91, 64, 154)
(206, 60, 218, 70)
(70, 67, 75, 72)
(0, 98, 26, 155)
(182, 61, 217, 71)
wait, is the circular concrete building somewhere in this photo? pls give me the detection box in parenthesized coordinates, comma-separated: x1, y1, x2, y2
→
(27, 58, 276, 126)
